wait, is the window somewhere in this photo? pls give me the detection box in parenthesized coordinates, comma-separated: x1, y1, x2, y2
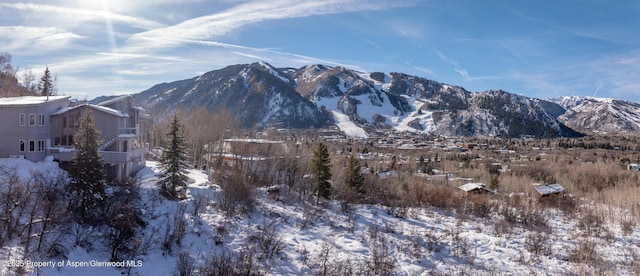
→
(19, 140, 25, 152)
(19, 113, 26, 126)
(29, 140, 35, 152)
(38, 114, 45, 126)
(68, 115, 75, 129)
(38, 140, 45, 152)
(29, 113, 36, 126)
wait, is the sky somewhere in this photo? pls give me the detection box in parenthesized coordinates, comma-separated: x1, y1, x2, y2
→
(1, 0, 639, 101)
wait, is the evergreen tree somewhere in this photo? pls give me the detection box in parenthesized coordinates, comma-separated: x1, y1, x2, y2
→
(345, 155, 365, 196)
(158, 115, 189, 200)
(311, 142, 332, 204)
(418, 155, 426, 173)
(68, 107, 107, 224)
(38, 66, 56, 97)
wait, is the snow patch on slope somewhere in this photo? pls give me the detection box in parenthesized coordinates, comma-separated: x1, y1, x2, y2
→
(258, 61, 290, 84)
(315, 96, 368, 138)
(331, 110, 368, 138)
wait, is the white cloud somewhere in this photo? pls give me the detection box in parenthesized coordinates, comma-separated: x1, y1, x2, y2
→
(0, 2, 164, 30)
(0, 26, 83, 54)
(404, 61, 435, 77)
(125, 0, 414, 51)
(232, 52, 272, 61)
(4, 0, 417, 97)
(435, 48, 471, 82)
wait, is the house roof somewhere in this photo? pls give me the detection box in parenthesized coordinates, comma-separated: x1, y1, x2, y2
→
(534, 184, 565, 195)
(0, 96, 70, 106)
(223, 138, 285, 144)
(459, 183, 486, 192)
(52, 103, 129, 118)
(459, 183, 497, 194)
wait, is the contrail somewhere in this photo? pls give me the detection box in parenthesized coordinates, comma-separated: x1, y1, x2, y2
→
(592, 83, 603, 97)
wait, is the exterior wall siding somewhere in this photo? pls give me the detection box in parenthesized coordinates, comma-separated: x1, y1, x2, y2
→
(0, 97, 69, 161)
(0, 96, 148, 181)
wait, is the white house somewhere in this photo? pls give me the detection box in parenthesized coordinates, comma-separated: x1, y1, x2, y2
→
(0, 95, 149, 181)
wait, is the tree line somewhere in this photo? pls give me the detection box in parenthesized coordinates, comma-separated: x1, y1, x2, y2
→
(0, 51, 58, 97)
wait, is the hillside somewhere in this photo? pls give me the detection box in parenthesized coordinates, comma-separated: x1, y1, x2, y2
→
(550, 96, 640, 134)
(133, 62, 582, 138)
(0, 72, 38, 97)
(5, 160, 631, 275)
(134, 63, 331, 129)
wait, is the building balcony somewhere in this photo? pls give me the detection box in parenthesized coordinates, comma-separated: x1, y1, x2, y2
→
(51, 147, 146, 164)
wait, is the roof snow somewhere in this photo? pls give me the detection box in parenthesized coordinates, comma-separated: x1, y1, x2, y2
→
(534, 184, 565, 195)
(459, 183, 496, 194)
(0, 95, 70, 106)
(52, 103, 129, 118)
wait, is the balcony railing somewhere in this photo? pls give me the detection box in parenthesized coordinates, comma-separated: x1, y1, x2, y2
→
(51, 147, 146, 164)
(117, 127, 138, 135)
(101, 148, 146, 164)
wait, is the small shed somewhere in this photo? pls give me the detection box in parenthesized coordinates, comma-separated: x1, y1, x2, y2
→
(459, 183, 497, 196)
(534, 184, 565, 197)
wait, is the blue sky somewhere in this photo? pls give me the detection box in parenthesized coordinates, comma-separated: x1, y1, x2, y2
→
(1, 0, 639, 101)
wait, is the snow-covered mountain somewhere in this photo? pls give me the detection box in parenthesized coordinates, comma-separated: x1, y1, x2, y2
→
(135, 62, 331, 129)
(134, 62, 583, 138)
(549, 96, 640, 134)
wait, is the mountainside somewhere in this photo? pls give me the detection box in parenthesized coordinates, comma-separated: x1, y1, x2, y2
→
(550, 96, 640, 134)
(134, 62, 331, 129)
(133, 62, 583, 138)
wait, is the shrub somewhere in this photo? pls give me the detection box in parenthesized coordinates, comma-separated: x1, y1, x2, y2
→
(215, 168, 255, 216)
(525, 232, 551, 256)
(174, 251, 195, 276)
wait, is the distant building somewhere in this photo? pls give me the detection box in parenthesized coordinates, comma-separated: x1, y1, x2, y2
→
(458, 182, 497, 196)
(214, 138, 288, 167)
(534, 183, 565, 197)
(0, 95, 149, 181)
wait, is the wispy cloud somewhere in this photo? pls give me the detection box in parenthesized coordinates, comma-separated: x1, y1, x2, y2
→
(488, 50, 640, 99)
(232, 51, 272, 61)
(188, 39, 364, 69)
(363, 39, 383, 50)
(125, 0, 414, 51)
(0, 2, 164, 30)
(434, 48, 470, 82)
(404, 61, 435, 77)
(4, 0, 420, 97)
(506, 8, 635, 45)
(0, 26, 83, 54)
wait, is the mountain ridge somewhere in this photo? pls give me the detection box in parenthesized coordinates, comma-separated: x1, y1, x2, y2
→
(131, 62, 636, 137)
(548, 96, 640, 134)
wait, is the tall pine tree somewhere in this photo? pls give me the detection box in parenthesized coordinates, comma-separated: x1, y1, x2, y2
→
(311, 142, 332, 205)
(158, 115, 188, 200)
(68, 107, 107, 224)
(38, 66, 55, 97)
(345, 155, 365, 196)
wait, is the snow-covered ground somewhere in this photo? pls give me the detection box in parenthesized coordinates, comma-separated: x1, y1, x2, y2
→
(2, 159, 639, 275)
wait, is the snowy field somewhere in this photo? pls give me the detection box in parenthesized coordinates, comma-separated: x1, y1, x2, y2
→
(1, 159, 638, 275)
